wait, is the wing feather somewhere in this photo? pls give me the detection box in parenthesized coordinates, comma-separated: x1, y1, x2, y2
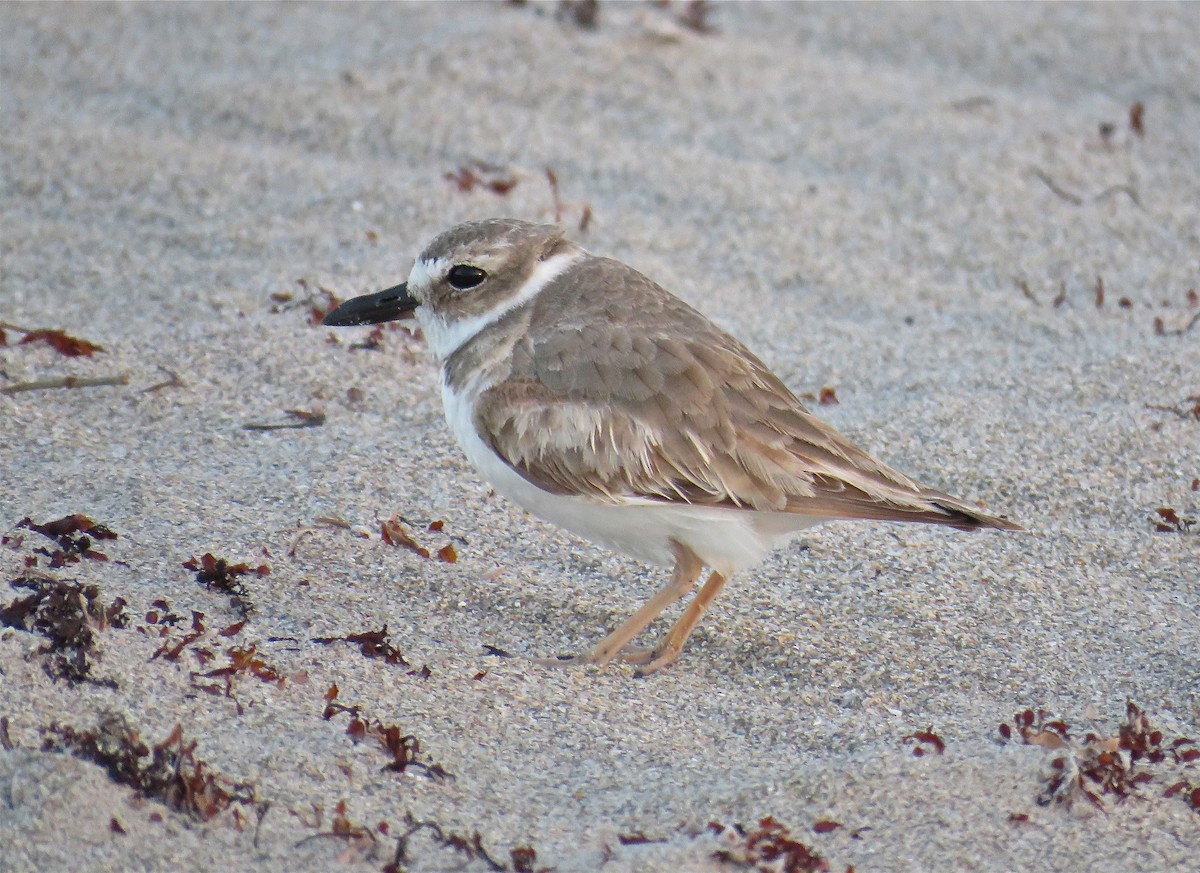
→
(471, 258, 1020, 532)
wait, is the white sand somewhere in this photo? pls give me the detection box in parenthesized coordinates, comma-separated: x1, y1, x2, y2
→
(2, 2, 1198, 871)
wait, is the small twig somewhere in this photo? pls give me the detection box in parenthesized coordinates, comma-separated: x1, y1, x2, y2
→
(544, 166, 593, 231)
(1094, 184, 1141, 206)
(1052, 281, 1068, 308)
(293, 829, 378, 849)
(243, 408, 326, 431)
(287, 528, 317, 558)
(546, 167, 563, 223)
(1031, 168, 1084, 205)
(1, 373, 129, 395)
(1144, 398, 1200, 421)
(142, 366, 184, 393)
(948, 96, 995, 112)
(1018, 280, 1040, 305)
(253, 802, 271, 850)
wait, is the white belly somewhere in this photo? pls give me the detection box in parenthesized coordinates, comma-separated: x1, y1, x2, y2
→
(441, 380, 818, 577)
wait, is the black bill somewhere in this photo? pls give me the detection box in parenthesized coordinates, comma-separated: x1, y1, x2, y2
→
(322, 283, 417, 326)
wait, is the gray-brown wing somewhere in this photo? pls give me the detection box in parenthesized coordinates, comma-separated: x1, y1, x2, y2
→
(474, 258, 1019, 531)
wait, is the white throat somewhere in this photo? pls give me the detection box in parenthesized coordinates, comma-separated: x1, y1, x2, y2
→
(414, 250, 582, 361)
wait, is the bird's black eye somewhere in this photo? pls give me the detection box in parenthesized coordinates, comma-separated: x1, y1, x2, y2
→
(447, 265, 487, 290)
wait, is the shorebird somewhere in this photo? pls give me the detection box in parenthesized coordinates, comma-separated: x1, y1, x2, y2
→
(324, 218, 1020, 675)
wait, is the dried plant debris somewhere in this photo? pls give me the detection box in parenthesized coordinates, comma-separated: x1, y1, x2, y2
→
(709, 817, 831, 873)
(142, 365, 184, 393)
(193, 643, 286, 711)
(380, 514, 462, 563)
(40, 714, 260, 822)
(799, 387, 839, 407)
(1015, 276, 1133, 310)
(1, 572, 129, 686)
(351, 324, 386, 351)
(311, 624, 412, 667)
(270, 279, 344, 325)
(1145, 395, 1200, 422)
(292, 281, 424, 351)
(544, 167, 593, 232)
(1152, 506, 1197, 534)
(183, 553, 269, 617)
(0, 322, 105, 357)
(385, 813, 547, 873)
(142, 598, 187, 628)
(150, 609, 208, 661)
(900, 726, 946, 757)
(1051, 281, 1069, 307)
(143, 609, 283, 712)
(10, 514, 118, 568)
(294, 799, 384, 864)
(1154, 310, 1200, 336)
(1163, 778, 1200, 813)
(1016, 280, 1200, 330)
(445, 160, 520, 196)
(1129, 101, 1146, 137)
(999, 703, 1199, 812)
(323, 684, 451, 781)
(382, 515, 430, 558)
(346, 320, 423, 353)
(243, 406, 327, 431)
(0, 372, 130, 395)
(618, 831, 667, 845)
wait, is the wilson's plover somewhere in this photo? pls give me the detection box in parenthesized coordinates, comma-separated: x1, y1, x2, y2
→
(325, 218, 1021, 675)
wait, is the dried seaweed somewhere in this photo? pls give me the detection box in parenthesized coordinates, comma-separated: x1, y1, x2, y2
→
(13, 514, 118, 568)
(1000, 703, 1198, 811)
(192, 643, 286, 713)
(445, 160, 519, 196)
(1, 572, 128, 686)
(900, 726, 946, 757)
(380, 515, 462, 563)
(13, 327, 104, 357)
(322, 685, 451, 781)
(294, 799, 382, 863)
(709, 816, 830, 873)
(150, 609, 207, 662)
(1152, 506, 1196, 534)
(183, 553, 268, 617)
(385, 813, 548, 873)
(311, 624, 410, 667)
(40, 714, 259, 822)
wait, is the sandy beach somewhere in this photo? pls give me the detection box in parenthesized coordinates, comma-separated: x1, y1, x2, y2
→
(2, 3, 1198, 870)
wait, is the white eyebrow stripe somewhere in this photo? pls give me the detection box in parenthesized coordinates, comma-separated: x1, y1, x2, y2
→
(416, 249, 583, 360)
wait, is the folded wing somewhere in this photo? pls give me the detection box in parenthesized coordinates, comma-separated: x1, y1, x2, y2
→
(473, 261, 1020, 532)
